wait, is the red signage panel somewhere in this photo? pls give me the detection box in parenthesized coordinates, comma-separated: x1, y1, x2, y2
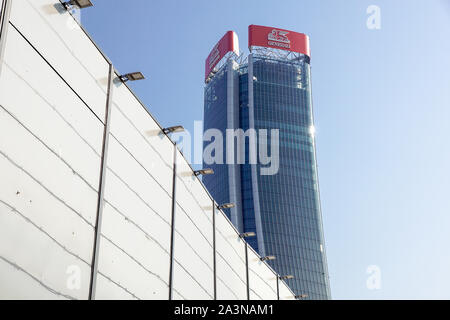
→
(248, 25, 310, 57)
(205, 31, 239, 81)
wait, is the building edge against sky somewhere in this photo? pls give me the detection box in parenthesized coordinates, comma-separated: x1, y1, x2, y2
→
(203, 25, 331, 299)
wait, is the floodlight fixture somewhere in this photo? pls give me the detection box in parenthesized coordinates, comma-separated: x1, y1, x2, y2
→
(295, 294, 308, 300)
(260, 256, 276, 262)
(119, 72, 145, 83)
(240, 232, 256, 238)
(162, 126, 185, 135)
(279, 275, 294, 280)
(63, 0, 93, 10)
(194, 169, 214, 176)
(218, 203, 235, 210)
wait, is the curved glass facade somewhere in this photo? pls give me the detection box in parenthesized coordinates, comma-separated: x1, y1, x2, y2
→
(203, 68, 231, 210)
(203, 52, 331, 299)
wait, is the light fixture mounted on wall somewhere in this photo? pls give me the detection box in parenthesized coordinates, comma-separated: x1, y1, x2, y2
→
(162, 126, 185, 135)
(62, 0, 93, 10)
(194, 169, 214, 176)
(218, 203, 235, 210)
(260, 256, 276, 261)
(279, 275, 294, 280)
(240, 232, 256, 238)
(119, 72, 145, 83)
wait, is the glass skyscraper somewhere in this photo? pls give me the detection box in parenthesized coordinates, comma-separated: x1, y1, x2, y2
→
(203, 26, 331, 299)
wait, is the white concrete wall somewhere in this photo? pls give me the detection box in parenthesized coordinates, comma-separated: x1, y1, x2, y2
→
(96, 79, 174, 299)
(248, 246, 278, 300)
(0, 0, 295, 300)
(0, 0, 102, 300)
(215, 210, 247, 300)
(172, 151, 214, 299)
(279, 281, 296, 301)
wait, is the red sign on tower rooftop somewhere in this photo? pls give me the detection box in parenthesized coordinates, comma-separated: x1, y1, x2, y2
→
(205, 31, 239, 81)
(248, 25, 311, 57)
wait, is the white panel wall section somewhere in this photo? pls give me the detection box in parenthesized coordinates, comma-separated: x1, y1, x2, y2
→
(215, 210, 247, 300)
(9, 0, 109, 121)
(94, 273, 137, 300)
(247, 247, 278, 300)
(108, 77, 174, 194)
(172, 151, 214, 299)
(0, 4, 100, 299)
(0, 0, 296, 300)
(279, 281, 296, 300)
(96, 80, 174, 299)
(0, 202, 90, 300)
(0, 0, 11, 76)
(0, 257, 68, 300)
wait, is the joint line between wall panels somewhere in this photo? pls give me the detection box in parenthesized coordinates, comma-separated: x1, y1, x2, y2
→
(168, 144, 177, 300)
(88, 63, 114, 300)
(0, 0, 11, 76)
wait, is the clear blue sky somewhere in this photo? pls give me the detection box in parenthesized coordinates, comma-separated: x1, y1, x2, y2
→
(82, 0, 450, 299)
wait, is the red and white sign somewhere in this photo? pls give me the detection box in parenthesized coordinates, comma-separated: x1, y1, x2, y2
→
(248, 25, 310, 57)
(205, 31, 239, 81)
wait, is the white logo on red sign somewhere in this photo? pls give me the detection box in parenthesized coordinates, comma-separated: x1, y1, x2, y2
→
(268, 29, 291, 49)
(209, 45, 220, 69)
